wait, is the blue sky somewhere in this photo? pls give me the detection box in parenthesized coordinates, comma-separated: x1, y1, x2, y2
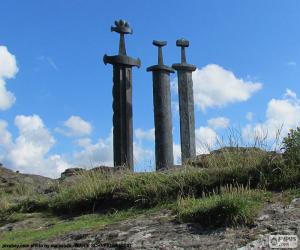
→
(0, 0, 300, 177)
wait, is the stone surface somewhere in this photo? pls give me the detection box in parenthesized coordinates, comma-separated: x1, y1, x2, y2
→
(60, 168, 85, 179)
(147, 41, 174, 170)
(0, 165, 55, 194)
(34, 195, 300, 250)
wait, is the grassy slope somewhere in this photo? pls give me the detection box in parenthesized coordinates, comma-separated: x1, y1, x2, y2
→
(48, 149, 299, 214)
(1, 147, 300, 247)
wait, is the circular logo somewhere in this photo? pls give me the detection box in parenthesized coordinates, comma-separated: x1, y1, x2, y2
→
(270, 236, 278, 246)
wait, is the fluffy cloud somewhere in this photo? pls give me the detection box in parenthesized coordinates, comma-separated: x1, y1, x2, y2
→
(135, 128, 155, 141)
(193, 64, 262, 111)
(0, 115, 72, 177)
(0, 115, 157, 176)
(74, 130, 154, 170)
(133, 143, 154, 169)
(0, 46, 18, 110)
(0, 120, 12, 146)
(74, 132, 113, 167)
(56, 116, 92, 137)
(0, 46, 18, 78)
(173, 143, 181, 165)
(195, 126, 218, 154)
(47, 154, 73, 174)
(7, 115, 55, 167)
(242, 89, 300, 144)
(207, 117, 230, 129)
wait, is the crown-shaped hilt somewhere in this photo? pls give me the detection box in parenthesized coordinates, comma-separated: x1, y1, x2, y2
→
(111, 19, 132, 55)
(153, 40, 167, 65)
(176, 38, 189, 63)
(111, 19, 132, 34)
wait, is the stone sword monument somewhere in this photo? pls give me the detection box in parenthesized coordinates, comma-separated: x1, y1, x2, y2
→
(172, 39, 196, 163)
(103, 20, 141, 170)
(147, 40, 174, 170)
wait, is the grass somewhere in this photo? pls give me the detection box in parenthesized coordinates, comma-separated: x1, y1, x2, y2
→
(1, 146, 299, 219)
(1, 150, 292, 217)
(48, 167, 242, 214)
(47, 150, 300, 215)
(3, 125, 299, 218)
(175, 185, 271, 227)
(186, 147, 269, 169)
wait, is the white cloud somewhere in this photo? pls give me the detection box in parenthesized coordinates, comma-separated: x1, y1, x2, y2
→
(76, 138, 92, 148)
(242, 89, 300, 143)
(0, 46, 18, 110)
(135, 128, 155, 141)
(195, 126, 218, 154)
(284, 88, 297, 99)
(74, 131, 113, 167)
(0, 46, 18, 79)
(47, 155, 73, 174)
(7, 115, 55, 167)
(0, 120, 12, 146)
(207, 117, 230, 129)
(246, 112, 253, 121)
(0, 115, 72, 178)
(173, 143, 181, 165)
(193, 64, 262, 111)
(56, 116, 92, 137)
(134, 129, 155, 170)
(74, 130, 154, 169)
(0, 115, 156, 176)
(133, 142, 154, 168)
(0, 79, 16, 110)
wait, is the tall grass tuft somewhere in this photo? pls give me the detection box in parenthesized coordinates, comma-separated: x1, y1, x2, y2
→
(175, 185, 270, 227)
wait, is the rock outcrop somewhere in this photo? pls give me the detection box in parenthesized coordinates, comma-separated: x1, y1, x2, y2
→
(0, 165, 55, 194)
(34, 195, 300, 250)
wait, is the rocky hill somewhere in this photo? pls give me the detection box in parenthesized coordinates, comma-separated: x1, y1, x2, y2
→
(0, 164, 55, 194)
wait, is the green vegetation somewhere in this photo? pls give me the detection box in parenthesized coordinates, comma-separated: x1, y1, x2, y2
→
(0, 183, 36, 225)
(175, 185, 271, 227)
(3, 145, 300, 217)
(48, 147, 299, 214)
(0, 208, 152, 246)
(1, 127, 300, 245)
(282, 127, 300, 165)
(0, 187, 48, 226)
